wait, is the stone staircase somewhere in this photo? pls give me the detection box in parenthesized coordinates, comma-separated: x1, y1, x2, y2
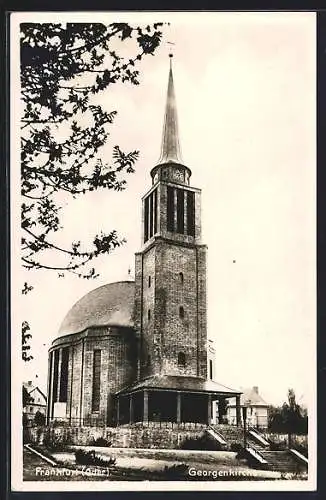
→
(247, 428, 270, 448)
(258, 450, 303, 473)
(209, 425, 305, 473)
(247, 437, 268, 453)
(247, 438, 267, 452)
(206, 426, 228, 449)
(247, 431, 269, 453)
(247, 429, 305, 473)
(210, 424, 244, 446)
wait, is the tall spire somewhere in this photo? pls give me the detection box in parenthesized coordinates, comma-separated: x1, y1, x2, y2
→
(158, 54, 183, 165)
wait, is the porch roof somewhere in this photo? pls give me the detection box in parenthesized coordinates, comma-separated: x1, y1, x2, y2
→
(116, 375, 242, 396)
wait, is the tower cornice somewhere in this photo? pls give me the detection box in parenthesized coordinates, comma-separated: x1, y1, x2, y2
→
(141, 179, 200, 202)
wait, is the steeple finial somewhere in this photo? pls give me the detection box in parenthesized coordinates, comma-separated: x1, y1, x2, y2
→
(157, 54, 183, 165)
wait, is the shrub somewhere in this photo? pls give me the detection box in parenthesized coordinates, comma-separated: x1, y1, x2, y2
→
(22, 415, 30, 444)
(88, 437, 112, 447)
(34, 411, 46, 426)
(230, 443, 243, 453)
(43, 430, 72, 451)
(179, 434, 223, 451)
(75, 449, 116, 467)
(232, 444, 247, 459)
(162, 463, 188, 479)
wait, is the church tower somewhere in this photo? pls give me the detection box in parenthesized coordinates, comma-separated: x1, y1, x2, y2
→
(134, 55, 208, 381)
(48, 55, 242, 429)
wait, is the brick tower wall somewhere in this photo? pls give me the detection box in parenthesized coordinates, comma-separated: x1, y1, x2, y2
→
(135, 240, 207, 379)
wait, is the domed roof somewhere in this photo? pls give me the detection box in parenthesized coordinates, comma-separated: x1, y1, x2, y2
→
(58, 281, 135, 336)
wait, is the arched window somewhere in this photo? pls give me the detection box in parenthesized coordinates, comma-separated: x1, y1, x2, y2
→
(178, 352, 186, 366)
(179, 306, 185, 319)
(92, 350, 101, 412)
(148, 276, 151, 288)
(179, 272, 184, 284)
(148, 309, 151, 321)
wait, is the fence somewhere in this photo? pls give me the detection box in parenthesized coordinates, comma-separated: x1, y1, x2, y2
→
(39, 416, 208, 430)
(261, 432, 308, 447)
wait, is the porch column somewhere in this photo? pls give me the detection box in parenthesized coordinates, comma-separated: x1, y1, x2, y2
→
(116, 397, 120, 426)
(143, 390, 148, 422)
(236, 395, 241, 427)
(177, 392, 181, 423)
(207, 394, 212, 425)
(129, 394, 134, 424)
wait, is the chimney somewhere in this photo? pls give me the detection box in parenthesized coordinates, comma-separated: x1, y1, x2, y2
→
(253, 386, 259, 394)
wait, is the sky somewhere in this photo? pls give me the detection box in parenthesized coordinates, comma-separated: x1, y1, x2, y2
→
(12, 12, 316, 407)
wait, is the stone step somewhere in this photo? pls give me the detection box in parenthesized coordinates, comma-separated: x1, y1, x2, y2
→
(262, 451, 292, 460)
(247, 438, 267, 451)
(248, 429, 270, 447)
(258, 451, 300, 472)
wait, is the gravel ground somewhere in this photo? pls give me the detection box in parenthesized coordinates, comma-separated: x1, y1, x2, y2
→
(23, 446, 286, 482)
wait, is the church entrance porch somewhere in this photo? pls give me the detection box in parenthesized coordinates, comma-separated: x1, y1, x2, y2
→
(115, 375, 242, 427)
(115, 389, 241, 427)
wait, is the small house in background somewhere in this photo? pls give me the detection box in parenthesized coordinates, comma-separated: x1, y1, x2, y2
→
(23, 381, 47, 421)
(226, 386, 269, 428)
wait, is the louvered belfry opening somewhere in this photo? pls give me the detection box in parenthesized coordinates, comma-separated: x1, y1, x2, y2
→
(144, 188, 158, 243)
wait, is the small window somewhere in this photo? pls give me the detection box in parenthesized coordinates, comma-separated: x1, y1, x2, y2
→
(179, 272, 184, 284)
(178, 352, 186, 366)
(148, 309, 151, 321)
(209, 359, 213, 380)
(148, 276, 151, 288)
(179, 306, 185, 319)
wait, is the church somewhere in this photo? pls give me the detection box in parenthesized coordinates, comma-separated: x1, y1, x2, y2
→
(46, 56, 242, 428)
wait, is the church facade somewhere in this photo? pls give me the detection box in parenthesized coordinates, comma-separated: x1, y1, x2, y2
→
(46, 57, 242, 427)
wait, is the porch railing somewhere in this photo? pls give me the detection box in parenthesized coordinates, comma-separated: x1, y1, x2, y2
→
(35, 416, 208, 429)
